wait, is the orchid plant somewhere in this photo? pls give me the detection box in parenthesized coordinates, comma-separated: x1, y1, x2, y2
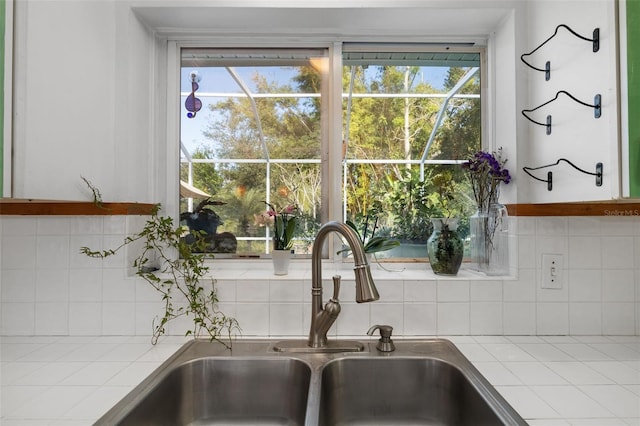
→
(254, 202, 298, 250)
(462, 148, 511, 212)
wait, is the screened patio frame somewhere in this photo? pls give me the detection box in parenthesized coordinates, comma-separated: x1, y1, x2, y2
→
(180, 58, 481, 255)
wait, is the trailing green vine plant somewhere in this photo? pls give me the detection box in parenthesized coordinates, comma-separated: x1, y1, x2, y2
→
(80, 204, 239, 347)
(81, 176, 104, 209)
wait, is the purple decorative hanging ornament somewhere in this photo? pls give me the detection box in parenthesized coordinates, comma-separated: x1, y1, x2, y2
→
(185, 71, 202, 118)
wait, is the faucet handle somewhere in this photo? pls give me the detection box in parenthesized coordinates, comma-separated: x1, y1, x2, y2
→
(367, 324, 395, 352)
(331, 275, 341, 301)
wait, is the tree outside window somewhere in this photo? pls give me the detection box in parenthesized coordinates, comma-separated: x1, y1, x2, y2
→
(180, 46, 481, 259)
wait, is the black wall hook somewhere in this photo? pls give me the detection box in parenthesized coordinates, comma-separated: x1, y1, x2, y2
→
(523, 158, 603, 191)
(521, 90, 601, 135)
(521, 24, 599, 81)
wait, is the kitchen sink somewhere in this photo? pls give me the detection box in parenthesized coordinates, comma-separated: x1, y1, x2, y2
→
(104, 357, 312, 426)
(94, 339, 526, 426)
(319, 357, 507, 425)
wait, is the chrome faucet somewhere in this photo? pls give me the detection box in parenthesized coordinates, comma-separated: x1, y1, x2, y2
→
(308, 221, 379, 348)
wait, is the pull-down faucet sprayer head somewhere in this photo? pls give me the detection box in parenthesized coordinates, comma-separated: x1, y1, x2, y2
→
(353, 263, 379, 303)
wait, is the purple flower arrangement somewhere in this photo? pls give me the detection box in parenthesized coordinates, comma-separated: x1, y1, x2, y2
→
(462, 149, 511, 212)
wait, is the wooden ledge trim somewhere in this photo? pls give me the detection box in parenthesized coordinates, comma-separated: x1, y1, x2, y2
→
(506, 202, 640, 217)
(0, 199, 157, 216)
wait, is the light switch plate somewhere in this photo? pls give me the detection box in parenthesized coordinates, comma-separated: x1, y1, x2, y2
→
(541, 254, 563, 289)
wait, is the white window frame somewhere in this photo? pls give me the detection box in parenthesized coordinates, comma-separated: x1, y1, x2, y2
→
(165, 40, 487, 263)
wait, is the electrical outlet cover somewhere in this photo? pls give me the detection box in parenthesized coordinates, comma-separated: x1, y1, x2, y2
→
(541, 254, 563, 289)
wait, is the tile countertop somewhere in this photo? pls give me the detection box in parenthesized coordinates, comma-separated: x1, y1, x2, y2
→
(1, 335, 640, 425)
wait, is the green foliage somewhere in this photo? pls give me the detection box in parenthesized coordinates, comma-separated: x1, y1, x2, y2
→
(343, 65, 480, 228)
(201, 67, 322, 237)
(80, 206, 239, 347)
(338, 217, 400, 255)
(382, 168, 435, 243)
(379, 166, 473, 243)
(182, 146, 223, 195)
(189, 62, 480, 255)
(81, 176, 104, 209)
(425, 170, 472, 219)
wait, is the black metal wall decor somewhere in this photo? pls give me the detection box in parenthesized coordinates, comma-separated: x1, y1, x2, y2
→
(521, 24, 600, 81)
(523, 159, 603, 191)
(521, 90, 601, 135)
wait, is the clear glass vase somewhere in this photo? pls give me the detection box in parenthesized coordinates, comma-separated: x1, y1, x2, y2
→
(469, 203, 509, 275)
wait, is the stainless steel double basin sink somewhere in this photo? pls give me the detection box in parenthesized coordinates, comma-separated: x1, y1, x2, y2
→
(95, 339, 526, 425)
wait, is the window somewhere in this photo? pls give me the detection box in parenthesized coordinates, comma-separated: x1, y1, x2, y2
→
(179, 45, 482, 259)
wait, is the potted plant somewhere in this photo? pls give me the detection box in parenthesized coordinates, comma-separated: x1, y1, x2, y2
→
(180, 198, 237, 253)
(254, 202, 298, 275)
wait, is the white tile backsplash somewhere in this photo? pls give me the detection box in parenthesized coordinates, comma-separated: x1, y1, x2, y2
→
(36, 235, 71, 269)
(334, 302, 370, 335)
(437, 280, 470, 302)
(568, 236, 602, 269)
(603, 269, 635, 302)
(68, 302, 102, 335)
(569, 269, 603, 302)
(0, 214, 638, 338)
(2, 235, 37, 269)
(1, 269, 36, 302)
(403, 280, 436, 302)
(437, 302, 470, 335)
(102, 269, 134, 302)
(602, 236, 636, 269)
(35, 302, 69, 334)
(568, 216, 603, 235)
(569, 302, 602, 335)
(35, 269, 69, 302)
(470, 301, 503, 335)
(403, 303, 436, 335)
(603, 303, 636, 335)
(503, 302, 537, 335)
(537, 302, 569, 335)
(269, 303, 304, 335)
(370, 302, 403, 334)
(470, 280, 503, 301)
(69, 269, 103, 302)
(37, 217, 70, 235)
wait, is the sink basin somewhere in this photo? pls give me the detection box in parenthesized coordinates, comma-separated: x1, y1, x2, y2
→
(108, 357, 312, 426)
(95, 339, 525, 426)
(319, 357, 507, 425)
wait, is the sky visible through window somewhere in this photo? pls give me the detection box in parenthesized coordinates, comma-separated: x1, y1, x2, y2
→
(180, 66, 450, 154)
(178, 55, 481, 258)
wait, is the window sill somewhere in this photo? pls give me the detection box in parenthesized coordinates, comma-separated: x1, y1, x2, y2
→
(205, 258, 513, 281)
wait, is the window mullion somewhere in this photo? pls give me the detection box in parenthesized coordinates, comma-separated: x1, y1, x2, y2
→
(322, 41, 344, 261)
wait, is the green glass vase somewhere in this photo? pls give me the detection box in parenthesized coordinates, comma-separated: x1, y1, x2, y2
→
(427, 218, 463, 276)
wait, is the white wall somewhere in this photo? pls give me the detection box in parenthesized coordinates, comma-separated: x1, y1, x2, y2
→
(10, 0, 523, 205)
(11, 1, 156, 202)
(7, 0, 622, 205)
(519, 0, 619, 202)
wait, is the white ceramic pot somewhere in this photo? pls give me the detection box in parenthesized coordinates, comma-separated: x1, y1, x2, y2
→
(271, 249, 292, 275)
